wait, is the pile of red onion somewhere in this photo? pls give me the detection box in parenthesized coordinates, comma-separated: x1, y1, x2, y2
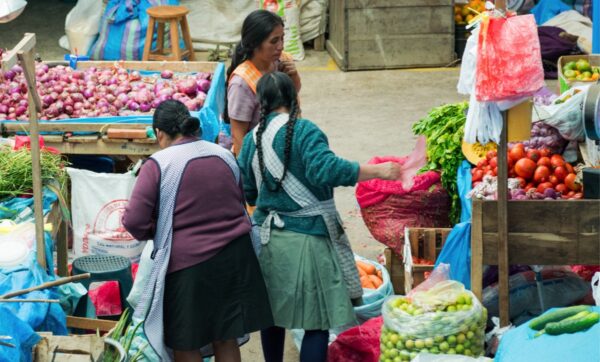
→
(0, 62, 211, 121)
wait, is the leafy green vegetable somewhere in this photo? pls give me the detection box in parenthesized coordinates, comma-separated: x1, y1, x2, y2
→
(412, 102, 468, 224)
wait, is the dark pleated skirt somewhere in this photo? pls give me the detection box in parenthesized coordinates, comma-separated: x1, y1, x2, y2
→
(163, 233, 273, 351)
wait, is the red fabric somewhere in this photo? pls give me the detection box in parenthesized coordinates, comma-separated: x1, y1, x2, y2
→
(570, 265, 600, 281)
(475, 14, 544, 102)
(13, 135, 60, 154)
(355, 156, 441, 209)
(328, 317, 383, 362)
(88, 263, 139, 316)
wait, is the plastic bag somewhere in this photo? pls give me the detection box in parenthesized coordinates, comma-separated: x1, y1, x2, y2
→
(355, 255, 393, 322)
(457, 161, 472, 223)
(413, 353, 492, 362)
(535, 86, 588, 141)
(65, 0, 104, 55)
(259, 0, 305, 61)
(327, 316, 383, 362)
(0, 0, 26, 23)
(592, 273, 600, 306)
(457, 25, 479, 96)
(127, 241, 153, 309)
(380, 265, 487, 358)
(475, 14, 545, 102)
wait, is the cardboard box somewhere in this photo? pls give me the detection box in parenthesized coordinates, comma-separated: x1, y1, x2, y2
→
(557, 55, 600, 93)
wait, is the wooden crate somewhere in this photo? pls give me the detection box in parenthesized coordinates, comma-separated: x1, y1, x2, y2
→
(327, 0, 455, 71)
(471, 199, 600, 301)
(384, 227, 452, 294)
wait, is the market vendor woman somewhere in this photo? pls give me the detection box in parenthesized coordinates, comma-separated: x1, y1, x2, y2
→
(123, 100, 273, 362)
(225, 9, 301, 156)
(238, 72, 401, 362)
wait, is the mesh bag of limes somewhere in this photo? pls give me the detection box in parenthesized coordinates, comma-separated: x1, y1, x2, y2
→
(380, 278, 488, 361)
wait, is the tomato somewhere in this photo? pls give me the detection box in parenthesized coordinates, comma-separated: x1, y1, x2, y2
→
(572, 192, 583, 199)
(564, 173, 581, 191)
(515, 177, 526, 188)
(568, 191, 576, 197)
(525, 183, 536, 192)
(548, 175, 559, 186)
(550, 154, 565, 169)
(472, 169, 484, 182)
(555, 183, 567, 193)
(493, 167, 498, 176)
(553, 166, 568, 181)
(533, 165, 551, 183)
(483, 165, 492, 172)
(536, 182, 554, 194)
(486, 150, 496, 160)
(537, 157, 552, 168)
(477, 159, 488, 168)
(508, 158, 515, 169)
(485, 170, 495, 177)
(561, 194, 570, 199)
(471, 168, 477, 175)
(514, 158, 537, 179)
(508, 168, 517, 178)
(565, 163, 574, 174)
(472, 181, 481, 188)
(527, 149, 541, 163)
(539, 148, 551, 157)
(509, 146, 526, 162)
(489, 156, 498, 169)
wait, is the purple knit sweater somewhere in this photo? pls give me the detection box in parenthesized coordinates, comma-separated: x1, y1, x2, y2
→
(122, 138, 251, 273)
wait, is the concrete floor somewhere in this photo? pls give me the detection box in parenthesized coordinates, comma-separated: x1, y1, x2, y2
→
(1, 2, 467, 361)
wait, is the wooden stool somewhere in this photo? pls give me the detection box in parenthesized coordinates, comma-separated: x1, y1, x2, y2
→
(142, 5, 195, 61)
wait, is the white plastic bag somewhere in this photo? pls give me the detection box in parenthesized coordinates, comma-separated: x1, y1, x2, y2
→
(67, 168, 146, 262)
(64, 0, 103, 54)
(534, 86, 588, 141)
(260, 0, 305, 61)
(126, 240, 153, 309)
(0, 0, 26, 23)
(593, 272, 600, 306)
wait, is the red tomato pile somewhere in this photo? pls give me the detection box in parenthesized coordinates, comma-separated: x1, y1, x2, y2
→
(471, 143, 583, 199)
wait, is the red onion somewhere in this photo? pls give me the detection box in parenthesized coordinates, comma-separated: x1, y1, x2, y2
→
(15, 106, 27, 116)
(11, 65, 23, 74)
(3, 70, 16, 81)
(130, 71, 141, 81)
(127, 101, 140, 111)
(83, 89, 94, 99)
(184, 99, 197, 111)
(161, 70, 174, 79)
(196, 79, 210, 93)
(178, 79, 197, 97)
(172, 92, 185, 101)
(0, 104, 8, 114)
(139, 103, 152, 112)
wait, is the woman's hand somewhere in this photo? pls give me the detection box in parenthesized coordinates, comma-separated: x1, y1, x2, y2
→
(358, 162, 402, 182)
(279, 61, 301, 92)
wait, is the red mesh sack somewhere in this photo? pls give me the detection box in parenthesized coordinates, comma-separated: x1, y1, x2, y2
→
(475, 14, 544, 102)
(327, 316, 383, 362)
(88, 263, 139, 316)
(356, 155, 450, 256)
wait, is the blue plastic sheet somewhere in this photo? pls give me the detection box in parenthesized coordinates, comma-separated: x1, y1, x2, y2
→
(495, 306, 600, 362)
(0, 188, 58, 220)
(434, 222, 472, 289)
(0, 306, 41, 362)
(457, 160, 473, 223)
(531, 0, 571, 24)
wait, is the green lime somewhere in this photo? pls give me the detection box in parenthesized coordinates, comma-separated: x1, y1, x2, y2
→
(439, 342, 449, 352)
(395, 341, 404, 350)
(456, 295, 466, 305)
(381, 334, 389, 343)
(399, 334, 408, 342)
(456, 344, 464, 353)
(434, 335, 444, 343)
(470, 323, 479, 332)
(386, 341, 394, 350)
(384, 359, 393, 362)
(405, 340, 414, 350)
(424, 338, 434, 348)
(576, 59, 591, 72)
(463, 340, 471, 349)
(379, 354, 386, 362)
(420, 348, 429, 354)
(447, 305, 457, 312)
(448, 348, 456, 355)
(461, 304, 471, 311)
(464, 349, 473, 356)
(410, 352, 418, 359)
(564, 61, 577, 71)
(386, 348, 399, 358)
(414, 340, 425, 349)
(447, 335, 457, 346)
(430, 347, 439, 354)
(457, 333, 466, 344)
(380, 343, 387, 352)
(389, 334, 399, 344)
(393, 357, 402, 362)
(413, 308, 423, 316)
(466, 331, 475, 340)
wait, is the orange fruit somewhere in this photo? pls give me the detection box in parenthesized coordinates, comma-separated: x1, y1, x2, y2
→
(455, 14, 464, 23)
(461, 6, 471, 16)
(466, 14, 475, 23)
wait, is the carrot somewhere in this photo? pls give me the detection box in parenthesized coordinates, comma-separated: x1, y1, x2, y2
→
(369, 275, 383, 289)
(356, 260, 376, 275)
(358, 267, 367, 278)
(360, 275, 376, 289)
(376, 269, 383, 280)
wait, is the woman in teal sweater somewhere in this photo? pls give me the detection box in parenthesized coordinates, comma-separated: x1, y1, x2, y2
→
(238, 72, 401, 362)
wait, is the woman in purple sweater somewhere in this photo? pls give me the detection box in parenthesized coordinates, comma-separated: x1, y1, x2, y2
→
(122, 100, 272, 362)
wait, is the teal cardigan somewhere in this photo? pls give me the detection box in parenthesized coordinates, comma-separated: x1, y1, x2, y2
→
(238, 114, 360, 237)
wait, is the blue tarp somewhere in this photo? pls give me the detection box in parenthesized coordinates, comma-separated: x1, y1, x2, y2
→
(495, 306, 600, 362)
(531, 0, 572, 24)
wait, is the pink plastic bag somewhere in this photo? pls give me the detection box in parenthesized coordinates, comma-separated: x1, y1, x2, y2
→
(327, 316, 383, 362)
(475, 14, 545, 102)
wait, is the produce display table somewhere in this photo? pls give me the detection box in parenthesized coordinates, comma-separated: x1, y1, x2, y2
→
(470, 199, 600, 318)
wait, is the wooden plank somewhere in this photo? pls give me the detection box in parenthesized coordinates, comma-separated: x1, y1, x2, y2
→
(471, 200, 484, 301)
(76, 60, 218, 73)
(497, 113, 510, 327)
(346, 0, 452, 8)
(347, 34, 454, 70)
(424, 230, 437, 262)
(180, 16, 196, 61)
(66, 316, 117, 332)
(142, 17, 155, 61)
(409, 228, 420, 260)
(44, 139, 159, 155)
(314, 33, 326, 51)
(66, 135, 99, 143)
(41, 135, 63, 143)
(170, 19, 182, 61)
(1, 33, 35, 70)
(348, 7, 453, 36)
(57, 219, 69, 277)
(107, 128, 148, 139)
(3, 122, 150, 133)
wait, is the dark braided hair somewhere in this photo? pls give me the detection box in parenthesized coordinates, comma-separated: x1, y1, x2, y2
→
(153, 100, 201, 138)
(224, 10, 284, 124)
(255, 72, 300, 191)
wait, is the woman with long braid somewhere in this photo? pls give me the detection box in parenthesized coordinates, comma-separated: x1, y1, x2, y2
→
(225, 10, 301, 157)
(237, 72, 402, 362)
